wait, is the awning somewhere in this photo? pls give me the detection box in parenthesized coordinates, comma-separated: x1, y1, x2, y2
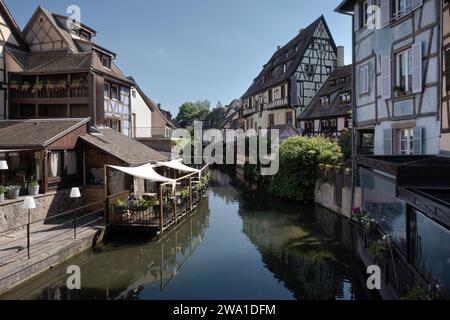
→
(156, 160, 201, 178)
(109, 163, 176, 189)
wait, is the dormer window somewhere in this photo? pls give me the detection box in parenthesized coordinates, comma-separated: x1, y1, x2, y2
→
(320, 96, 330, 107)
(283, 63, 287, 74)
(340, 92, 351, 104)
(305, 64, 314, 75)
(102, 56, 111, 69)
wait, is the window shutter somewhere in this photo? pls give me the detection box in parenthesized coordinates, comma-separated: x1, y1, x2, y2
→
(381, 55, 391, 99)
(412, 0, 423, 10)
(380, 0, 391, 27)
(413, 127, 424, 155)
(412, 42, 423, 94)
(383, 129, 393, 155)
(445, 50, 450, 91)
(354, 3, 360, 31)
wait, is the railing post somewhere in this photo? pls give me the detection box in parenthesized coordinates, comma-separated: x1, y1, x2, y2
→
(73, 210, 77, 239)
(27, 209, 31, 260)
(160, 185, 164, 234)
(189, 177, 193, 211)
(174, 186, 178, 223)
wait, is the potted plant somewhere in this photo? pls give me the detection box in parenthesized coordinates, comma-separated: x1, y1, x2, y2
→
(32, 81, 44, 93)
(9, 80, 20, 90)
(368, 240, 388, 264)
(0, 186, 7, 203)
(393, 85, 406, 98)
(114, 199, 128, 215)
(7, 185, 21, 200)
(21, 81, 31, 91)
(70, 78, 82, 89)
(45, 80, 55, 91)
(56, 80, 66, 90)
(27, 178, 40, 196)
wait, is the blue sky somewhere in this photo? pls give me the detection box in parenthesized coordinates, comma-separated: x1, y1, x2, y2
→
(6, 0, 351, 116)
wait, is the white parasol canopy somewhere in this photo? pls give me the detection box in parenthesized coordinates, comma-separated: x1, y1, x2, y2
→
(156, 160, 201, 179)
(109, 164, 176, 188)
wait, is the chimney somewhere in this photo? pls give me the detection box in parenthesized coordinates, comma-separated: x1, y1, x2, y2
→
(299, 28, 305, 34)
(157, 103, 162, 109)
(277, 45, 281, 50)
(337, 46, 345, 68)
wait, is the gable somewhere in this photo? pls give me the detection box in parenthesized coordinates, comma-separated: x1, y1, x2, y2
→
(24, 11, 69, 51)
(0, 13, 19, 46)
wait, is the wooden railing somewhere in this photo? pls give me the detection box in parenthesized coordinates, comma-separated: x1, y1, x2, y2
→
(10, 87, 89, 100)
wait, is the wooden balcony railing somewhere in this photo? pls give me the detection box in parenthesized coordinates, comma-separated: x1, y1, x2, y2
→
(9, 86, 89, 102)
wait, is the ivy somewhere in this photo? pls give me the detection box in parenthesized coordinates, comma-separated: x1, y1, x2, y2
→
(268, 136, 343, 203)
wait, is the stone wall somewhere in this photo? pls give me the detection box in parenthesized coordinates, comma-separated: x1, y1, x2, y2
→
(0, 189, 85, 233)
(314, 168, 361, 218)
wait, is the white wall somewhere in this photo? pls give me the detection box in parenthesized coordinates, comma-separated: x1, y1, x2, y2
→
(130, 88, 152, 138)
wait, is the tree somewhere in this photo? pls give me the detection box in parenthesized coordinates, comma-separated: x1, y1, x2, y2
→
(176, 100, 211, 128)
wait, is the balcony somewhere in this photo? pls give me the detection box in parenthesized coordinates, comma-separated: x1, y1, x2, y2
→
(266, 97, 288, 110)
(10, 84, 89, 105)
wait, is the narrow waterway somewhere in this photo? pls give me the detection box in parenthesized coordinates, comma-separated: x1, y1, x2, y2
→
(1, 170, 370, 300)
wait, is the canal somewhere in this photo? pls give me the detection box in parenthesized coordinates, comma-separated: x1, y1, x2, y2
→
(1, 169, 370, 300)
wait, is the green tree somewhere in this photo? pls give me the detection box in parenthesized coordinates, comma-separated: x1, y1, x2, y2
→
(176, 100, 211, 128)
(269, 136, 343, 203)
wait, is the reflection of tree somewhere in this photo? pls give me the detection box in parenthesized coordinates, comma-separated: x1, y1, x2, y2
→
(242, 205, 356, 300)
(3, 198, 211, 300)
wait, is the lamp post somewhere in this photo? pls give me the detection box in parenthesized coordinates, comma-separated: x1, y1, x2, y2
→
(22, 197, 36, 259)
(0, 160, 8, 186)
(70, 187, 81, 239)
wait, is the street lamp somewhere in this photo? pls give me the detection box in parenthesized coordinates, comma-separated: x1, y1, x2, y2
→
(70, 187, 81, 239)
(22, 197, 36, 259)
(0, 160, 8, 186)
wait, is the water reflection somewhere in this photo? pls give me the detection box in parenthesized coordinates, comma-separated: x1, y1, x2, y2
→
(2, 169, 369, 300)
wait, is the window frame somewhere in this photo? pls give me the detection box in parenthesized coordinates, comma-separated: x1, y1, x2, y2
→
(399, 128, 414, 155)
(395, 47, 413, 95)
(111, 85, 119, 101)
(104, 82, 110, 98)
(359, 63, 370, 95)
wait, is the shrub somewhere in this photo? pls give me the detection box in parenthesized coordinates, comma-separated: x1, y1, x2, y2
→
(269, 136, 343, 203)
(338, 128, 352, 160)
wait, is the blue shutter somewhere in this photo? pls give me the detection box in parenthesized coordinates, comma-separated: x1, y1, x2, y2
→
(381, 55, 392, 99)
(384, 129, 393, 155)
(354, 3, 360, 31)
(413, 127, 424, 155)
(412, 42, 423, 94)
(380, 0, 391, 27)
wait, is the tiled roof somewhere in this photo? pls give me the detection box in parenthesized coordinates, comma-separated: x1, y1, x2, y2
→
(80, 128, 169, 166)
(243, 16, 334, 98)
(298, 65, 352, 120)
(0, 119, 89, 149)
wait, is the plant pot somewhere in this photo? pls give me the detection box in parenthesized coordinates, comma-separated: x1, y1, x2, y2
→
(0, 193, 4, 203)
(7, 188, 20, 200)
(28, 185, 40, 196)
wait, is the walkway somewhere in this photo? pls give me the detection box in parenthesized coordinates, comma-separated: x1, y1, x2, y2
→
(0, 213, 104, 294)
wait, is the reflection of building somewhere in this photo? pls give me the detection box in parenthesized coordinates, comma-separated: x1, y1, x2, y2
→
(1, 199, 210, 300)
(241, 201, 365, 300)
(336, 0, 450, 299)
(241, 16, 339, 132)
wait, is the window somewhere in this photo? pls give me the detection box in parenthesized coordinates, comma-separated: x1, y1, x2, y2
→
(360, 1, 369, 28)
(268, 89, 273, 103)
(67, 151, 78, 176)
(281, 85, 286, 99)
(111, 85, 119, 100)
(393, 0, 413, 19)
(321, 119, 337, 132)
(359, 64, 369, 94)
(320, 96, 330, 107)
(104, 83, 110, 98)
(132, 90, 137, 98)
(326, 66, 332, 75)
(285, 112, 293, 125)
(305, 64, 314, 75)
(340, 91, 351, 104)
(285, 51, 289, 58)
(283, 63, 287, 74)
(395, 48, 413, 95)
(105, 118, 122, 133)
(49, 151, 62, 178)
(399, 128, 414, 155)
(268, 114, 275, 128)
(102, 56, 111, 69)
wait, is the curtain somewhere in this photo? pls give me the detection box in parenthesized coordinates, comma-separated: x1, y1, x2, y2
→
(49, 152, 61, 178)
(67, 151, 78, 176)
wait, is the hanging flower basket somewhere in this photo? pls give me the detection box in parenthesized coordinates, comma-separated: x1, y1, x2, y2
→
(9, 81, 20, 90)
(21, 82, 31, 91)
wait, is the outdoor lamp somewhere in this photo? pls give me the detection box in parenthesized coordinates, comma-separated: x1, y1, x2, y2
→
(22, 197, 36, 260)
(70, 187, 82, 199)
(0, 160, 8, 186)
(70, 188, 81, 239)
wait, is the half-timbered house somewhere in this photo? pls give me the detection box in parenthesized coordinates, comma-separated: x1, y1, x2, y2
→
(298, 64, 352, 137)
(241, 16, 339, 131)
(337, 0, 450, 299)
(6, 6, 135, 136)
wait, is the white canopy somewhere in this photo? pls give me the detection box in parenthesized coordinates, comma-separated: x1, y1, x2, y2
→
(156, 160, 201, 179)
(109, 164, 176, 188)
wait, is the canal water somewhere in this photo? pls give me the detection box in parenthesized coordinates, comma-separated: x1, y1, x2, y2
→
(1, 170, 370, 300)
